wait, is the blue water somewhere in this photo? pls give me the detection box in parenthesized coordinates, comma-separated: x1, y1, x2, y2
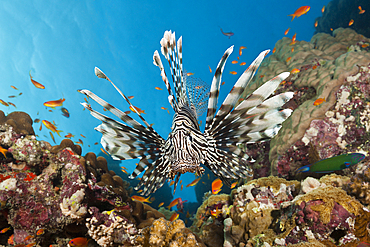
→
(0, 0, 332, 203)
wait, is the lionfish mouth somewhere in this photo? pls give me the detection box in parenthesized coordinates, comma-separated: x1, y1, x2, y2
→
(170, 161, 205, 179)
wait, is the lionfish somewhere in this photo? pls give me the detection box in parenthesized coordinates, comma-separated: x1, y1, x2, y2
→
(80, 30, 293, 196)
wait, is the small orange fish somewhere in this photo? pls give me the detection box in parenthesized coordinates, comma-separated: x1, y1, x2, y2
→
(212, 178, 223, 194)
(167, 198, 180, 209)
(0, 227, 10, 233)
(330, 28, 333, 31)
(239, 46, 246, 56)
(69, 237, 91, 247)
(288, 6, 310, 21)
(11, 85, 18, 90)
(0, 146, 8, 157)
(291, 47, 295, 52)
(137, 189, 143, 193)
(29, 71, 45, 89)
(49, 132, 56, 144)
(155, 87, 162, 90)
(8, 234, 14, 245)
(272, 48, 276, 53)
(76, 139, 83, 145)
(8, 95, 17, 98)
(131, 195, 151, 203)
(210, 208, 222, 217)
(314, 20, 318, 27)
(43, 98, 65, 108)
(239, 62, 246, 66)
(286, 57, 292, 63)
(229, 71, 237, 75)
(349, 19, 354, 26)
(186, 177, 201, 187)
(221, 81, 225, 85)
(181, 184, 183, 190)
(36, 228, 45, 235)
(101, 148, 109, 156)
(362, 43, 369, 48)
(65, 133, 74, 138)
(94, 142, 98, 145)
(231, 60, 238, 64)
(169, 212, 179, 222)
(291, 68, 300, 74)
(161, 107, 170, 114)
(208, 65, 212, 73)
(129, 105, 145, 114)
(290, 33, 297, 45)
(186, 72, 194, 76)
(313, 98, 326, 106)
(158, 202, 164, 207)
(322, 6, 325, 13)
(121, 169, 128, 174)
(127, 95, 134, 99)
(42, 120, 62, 136)
(169, 180, 175, 186)
(24, 235, 34, 241)
(312, 65, 317, 70)
(80, 134, 86, 138)
(284, 28, 290, 35)
(359, 6, 365, 14)
(259, 75, 265, 78)
(0, 99, 9, 106)
(124, 110, 131, 115)
(231, 181, 238, 189)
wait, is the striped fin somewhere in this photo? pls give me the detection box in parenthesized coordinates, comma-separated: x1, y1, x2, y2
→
(153, 50, 178, 111)
(159, 31, 187, 103)
(210, 72, 291, 135)
(205, 46, 234, 129)
(184, 73, 210, 118)
(209, 50, 270, 131)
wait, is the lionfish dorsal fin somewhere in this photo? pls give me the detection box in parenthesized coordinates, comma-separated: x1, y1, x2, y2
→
(184, 73, 210, 118)
(205, 45, 233, 129)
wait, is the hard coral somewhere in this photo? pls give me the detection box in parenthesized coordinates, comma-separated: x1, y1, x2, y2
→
(135, 217, 205, 247)
(0, 111, 34, 135)
(252, 28, 370, 176)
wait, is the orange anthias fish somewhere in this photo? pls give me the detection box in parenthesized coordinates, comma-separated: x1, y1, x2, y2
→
(208, 65, 212, 73)
(322, 6, 325, 13)
(186, 72, 194, 76)
(169, 212, 179, 221)
(230, 181, 238, 189)
(29, 71, 45, 89)
(286, 57, 292, 63)
(43, 98, 65, 108)
(272, 48, 276, 53)
(169, 180, 175, 186)
(0, 146, 8, 157)
(231, 60, 238, 64)
(155, 87, 162, 90)
(42, 120, 62, 137)
(239, 46, 246, 56)
(291, 68, 300, 74)
(36, 228, 45, 235)
(349, 19, 354, 26)
(290, 33, 297, 45)
(314, 20, 318, 27)
(284, 28, 290, 35)
(0, 99, 9, 106)
(288, 6, 310, 21)
(69, 237, 91, 247)
(131, 195, 152, 203)
(239, 62, 246, 66)
(127, 95, 134, 99)
(129, 105, 146, 114)
(313, 98, 326, 106)
(65, 133, 74, 138)
(212, 178, 223, 194)
(359, 6, 365, 14)
(229, 71, 237, 75)
(158, 202, 164, 207)
(186, 177, 201, 187)
(11, 85, 18, 90)
(0, 227, 10, 233)
(167, 198, 180, 209)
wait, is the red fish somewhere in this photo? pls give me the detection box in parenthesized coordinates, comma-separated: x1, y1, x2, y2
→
(167, 198, 180, 209)
(169, 212, 179, 221)
(220, 28, 234, 38)
(313, 98, 326, 106)
(36, 228, 45, 235)
(29, 71, 45, 89)
(0, 227, 10, 233)
(69, 237, 90, 247)
(43, 98, 65, 108)
(288, 6, 310, 21)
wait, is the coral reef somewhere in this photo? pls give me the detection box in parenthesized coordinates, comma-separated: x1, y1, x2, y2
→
(0, 111, 203, 246)
(242, 28, 370, 177)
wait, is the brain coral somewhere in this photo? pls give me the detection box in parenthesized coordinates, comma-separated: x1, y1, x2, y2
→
(243, 28, 370, 176)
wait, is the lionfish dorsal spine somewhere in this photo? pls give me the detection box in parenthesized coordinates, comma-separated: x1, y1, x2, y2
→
(205, 45, 234, 129)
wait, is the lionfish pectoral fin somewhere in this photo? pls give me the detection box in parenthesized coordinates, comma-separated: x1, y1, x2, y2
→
(172, 173, 181, 194)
